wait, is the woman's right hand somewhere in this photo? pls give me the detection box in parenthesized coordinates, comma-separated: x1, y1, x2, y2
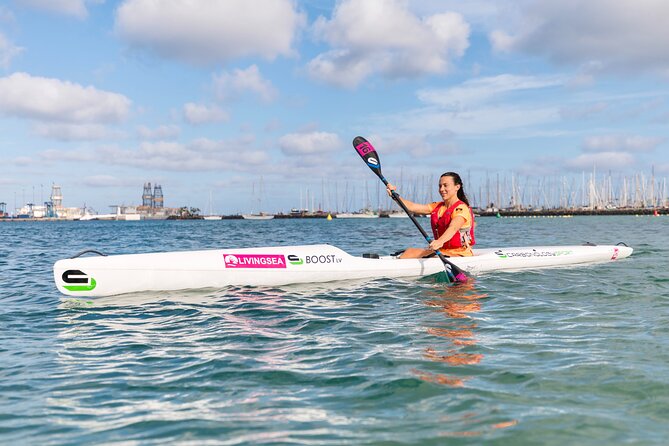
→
(386, 183, 397, 197)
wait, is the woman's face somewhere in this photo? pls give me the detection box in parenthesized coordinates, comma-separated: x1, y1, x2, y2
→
(438, 175, 460, 201)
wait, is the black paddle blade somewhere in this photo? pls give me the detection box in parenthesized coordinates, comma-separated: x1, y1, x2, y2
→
(352, 136, 384, 181)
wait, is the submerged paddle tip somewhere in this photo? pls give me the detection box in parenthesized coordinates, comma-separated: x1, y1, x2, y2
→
(454, 273, 468, 283)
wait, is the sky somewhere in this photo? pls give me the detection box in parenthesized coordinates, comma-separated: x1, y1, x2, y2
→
(1, 0, 669, 214)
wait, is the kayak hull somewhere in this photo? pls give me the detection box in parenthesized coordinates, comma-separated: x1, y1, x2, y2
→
(53, 244, 632, 297)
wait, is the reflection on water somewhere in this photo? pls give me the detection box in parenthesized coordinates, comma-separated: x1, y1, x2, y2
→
(440, 419, 519, 438)
(415, 280, 486, 384)
(50, 283, 392, 440)
(415, 280, 519, 436)
(52, 287, 301, 435)
(424, 348, 483, 366)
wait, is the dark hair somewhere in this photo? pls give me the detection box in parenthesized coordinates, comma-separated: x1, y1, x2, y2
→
(440, 172, 470, 206)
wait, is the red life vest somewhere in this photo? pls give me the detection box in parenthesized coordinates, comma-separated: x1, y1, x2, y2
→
(430, 200, 476, 249)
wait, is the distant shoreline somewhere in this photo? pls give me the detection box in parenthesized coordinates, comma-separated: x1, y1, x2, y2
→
(1, 207, 667, 221)
(477, 208, 667, 217)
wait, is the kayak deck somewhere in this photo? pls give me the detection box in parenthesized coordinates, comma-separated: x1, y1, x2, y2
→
(54, 243, 633, 297)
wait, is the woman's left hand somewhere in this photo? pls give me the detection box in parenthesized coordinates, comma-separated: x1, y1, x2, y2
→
(429, 239, 444, 251)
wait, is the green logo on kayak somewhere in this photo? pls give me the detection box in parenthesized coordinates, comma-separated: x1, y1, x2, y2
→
(62, 269, 97, 291)
(495, 250, 574, 259)
(287, 255, 303, 265)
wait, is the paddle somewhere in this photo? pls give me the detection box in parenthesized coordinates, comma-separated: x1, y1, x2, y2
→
(352, 136, 468, 283)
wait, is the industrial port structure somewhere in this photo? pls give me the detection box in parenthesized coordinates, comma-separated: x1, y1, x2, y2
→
(2, 182, 178, 220)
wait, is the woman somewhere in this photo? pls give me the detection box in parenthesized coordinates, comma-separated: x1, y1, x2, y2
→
(387, 172, 475, 259)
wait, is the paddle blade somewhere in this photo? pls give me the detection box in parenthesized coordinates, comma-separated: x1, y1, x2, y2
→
(438, 253, 468, 283)
(352, 136, 384, 181)
(453, 272, 468, 283)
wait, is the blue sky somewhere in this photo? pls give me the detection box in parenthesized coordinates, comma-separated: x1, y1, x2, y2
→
(1, 0, 668, 214)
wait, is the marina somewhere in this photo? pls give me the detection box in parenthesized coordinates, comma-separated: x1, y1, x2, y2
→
(3, 168, 668, 221)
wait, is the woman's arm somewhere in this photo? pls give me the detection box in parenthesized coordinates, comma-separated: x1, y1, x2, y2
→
(386, 184, 432, 214)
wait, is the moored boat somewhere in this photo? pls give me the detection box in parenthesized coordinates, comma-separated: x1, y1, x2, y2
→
(387, 211, 409, 218)
(54, 243, 632, 297)
(335, 209, 379, 218)
(242, 213, 274, 220)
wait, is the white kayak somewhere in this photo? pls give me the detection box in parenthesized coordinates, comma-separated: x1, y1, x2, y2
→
(53, 243, 632, 297)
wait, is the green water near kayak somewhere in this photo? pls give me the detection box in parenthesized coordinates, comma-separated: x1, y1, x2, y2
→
(1, 216, 668, 444)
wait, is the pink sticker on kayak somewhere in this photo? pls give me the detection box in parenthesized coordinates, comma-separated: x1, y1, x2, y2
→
(223, 254, 286, 268)
(611, 247, 619, 260)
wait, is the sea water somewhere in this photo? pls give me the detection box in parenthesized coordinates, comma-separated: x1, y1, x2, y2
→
(1, 216, 668, 445)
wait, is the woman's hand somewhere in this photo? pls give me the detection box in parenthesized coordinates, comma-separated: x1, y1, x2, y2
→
(429, 239, 444, 251)
(386, 183, 397, 197)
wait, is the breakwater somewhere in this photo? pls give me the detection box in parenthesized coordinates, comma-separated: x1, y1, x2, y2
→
(478, 208, 667, 217)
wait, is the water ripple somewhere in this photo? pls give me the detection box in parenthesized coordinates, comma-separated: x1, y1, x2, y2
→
(1, 218, 669, 444)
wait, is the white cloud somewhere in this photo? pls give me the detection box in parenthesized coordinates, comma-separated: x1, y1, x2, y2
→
(82, 175, 141, 188)
(566, 152, 636, 171)
(407, 0, 502, 26)
(34, 123, 124, 141)
(137, 124, 181, 139)
(279, 131, 341, 155)
(582, 135, 664, 153)
(517, 155, 567, 176)
(371, 133, 460, 159)
(388, 75, 562, 136)
(115, 0, 305, 65)
(0, 32, 23, 69)
(370, 74, 669, 138)
(490, 0, 669, 77)
(0, 72, 131, 123)
(417, 74, 564, 109)
(183, 103, 229, 125)
(559, 92, 667, 122)
(213, 65, 277, 103)
(489, 29, 515, 52)
(559, 102, 609, 120)
(16, 0, 91, 19)
(308, 0, 470, 87)
(0, 6, 16, 23)
(373, 101, 559, 136)
(522, 148, 645, 176)
(11, 157, 33, 166)
(92, 137, 270, 171)
(306, 50, 373, 89)
(40, 148, 96, 162)
(0, 177, 18, 185)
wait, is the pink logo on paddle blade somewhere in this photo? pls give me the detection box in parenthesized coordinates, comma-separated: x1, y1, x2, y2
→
(355, 141, 376, 157)
(223, 254, 286, 268)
